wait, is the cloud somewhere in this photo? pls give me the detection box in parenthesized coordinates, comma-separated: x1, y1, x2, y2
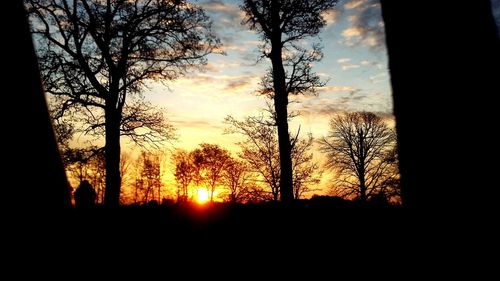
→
(360, 60, 371, 65)
(321, 9, 340, 25)
(317, 105, 348, 116)
(201, 0, 244, 23)
(342, 64, 360, 70)
(320, 85, 356, 92)
(305, 100, 391, 119)
(342, 27, 363, 38)
(171, 119, 214, 128)
(337, 58, 351, 64)
(337, 58, 361, 70)
(203, 61, 246, 73)
(220, 43, 248, 53)
(369, 72, 387, 83)
(200, 1, 248, 45)
(296, 84, 394, 120)
(225, 79, 252, 91)
(344, 0, 367, 10)
(337, 0, 386, 50)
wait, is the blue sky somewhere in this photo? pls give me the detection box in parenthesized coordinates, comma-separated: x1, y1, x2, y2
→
(143, 0, 393, 151)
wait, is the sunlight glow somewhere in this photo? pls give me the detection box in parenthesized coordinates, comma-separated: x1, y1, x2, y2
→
(197, 188, 209, 204)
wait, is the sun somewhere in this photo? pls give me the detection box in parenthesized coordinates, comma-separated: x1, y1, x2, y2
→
(197, 188, 209, 204)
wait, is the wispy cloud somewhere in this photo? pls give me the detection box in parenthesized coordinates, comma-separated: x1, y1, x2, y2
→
(220, 43, 249, 53)
(342, 27, 363, 38)
(321, 9, 340, 25)
(225, 79, 252, 91)
(369, 72, 387, 83)
(296, 84, 393, 121)
(171, 73, 260, 97)
(320, 85, 356, 92)
(200, 0, 245, 23)
(170, 119, 218, 129)
(337, 58, 352, 64)
(200, 0, 248, 46)
(344, 0, 367, 10)
(335, 0, 385, 50)
(342, 64, 360, 70)
(337, 58, 360, 70)
(203, 61, 245, 73)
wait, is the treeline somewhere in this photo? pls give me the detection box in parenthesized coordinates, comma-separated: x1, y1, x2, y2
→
(60, 111, 399, 205)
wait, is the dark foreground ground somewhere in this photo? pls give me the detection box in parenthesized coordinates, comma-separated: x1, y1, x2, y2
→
(8, 200, 495, 278)
(21, 199, 458, 246)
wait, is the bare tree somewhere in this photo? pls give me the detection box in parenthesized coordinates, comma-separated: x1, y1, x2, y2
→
(79, 97, 176, 148)
(291, 133, 321, 199)
(173, 149, 195, 202)
(134, 151, 162, 204)
(241, 0, 336, 202)
(192, 144, 231, 202)
(222, 158, 253, 203)
(226, 115, 280, 201)
(319, 112, 399, 202)
(52, 116, 74, 149)
(225, 115, 321, 201)
(27, 0, 219, 206)
(119, 152, 134, 204)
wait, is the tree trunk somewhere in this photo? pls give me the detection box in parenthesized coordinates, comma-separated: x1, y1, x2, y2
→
(270, 6, 294, 202)
(274, 95, 294, 203)
(104, 105, 121, 207)
(380, 0, 499, 210)
(359, 173, 367, 202)
(158, 184, 161, 203)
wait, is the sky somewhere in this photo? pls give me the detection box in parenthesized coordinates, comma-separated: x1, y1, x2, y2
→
(141, 0, 393, 153)
(66, 0, 499, 199)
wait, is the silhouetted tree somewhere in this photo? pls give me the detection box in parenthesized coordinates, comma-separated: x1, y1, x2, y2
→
(319, 112, 398, 202)
(291, 133, 321, 199)
(26, 0, 219, 206)
(85, 150, 106, 203)
(173, 149, 195, 202)
(134, 151, 162, 204)
(222, 158, 253, 203)
(241, 0, 336, 202)
(192, 144, 231, 202)
(52, 117, 74, 149)
(119, 152, 134, 203)
(75, 97, 176, 148)
(225, 115, 321, 201)
(226, 115, 280, 200)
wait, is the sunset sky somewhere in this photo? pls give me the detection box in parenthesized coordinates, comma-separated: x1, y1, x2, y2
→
(58, 0, 499, 199)
(142, 0, 393, 152)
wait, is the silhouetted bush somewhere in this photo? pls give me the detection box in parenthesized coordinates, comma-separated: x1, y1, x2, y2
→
(74, 180, 96, 209)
